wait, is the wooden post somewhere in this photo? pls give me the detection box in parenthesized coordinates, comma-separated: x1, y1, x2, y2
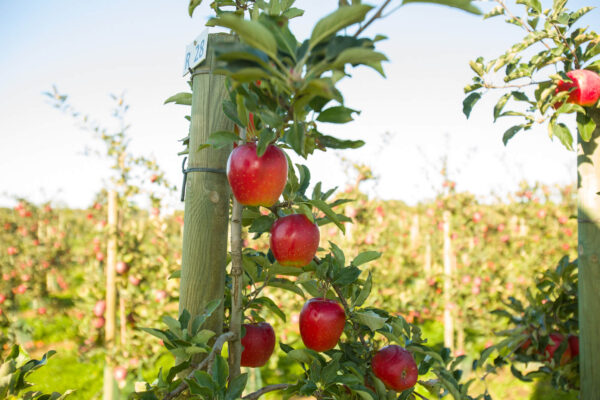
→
(229, 197, 243, 380)
(410, 214, 419, 249)
(103, 189, 118, 400)
(578, 109, 600, 399)
(442, 211, 454, 351)
(179, 33, 235, 340)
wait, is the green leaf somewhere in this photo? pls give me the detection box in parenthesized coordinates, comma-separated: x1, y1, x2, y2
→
(484, 5, 504, 19)
(354, 272, 372, 307)
(164, 92, 192, 106)
(332, 48, 388, 74)
(269, 279, 305, 297)
(402, 0, 482, 15)
(256, 129, 277, 157)
(249, 215, 275, 234)
(207, 131, 239, 148)
(284, 123, 306, 156)
(225, 373, 248, 400)
(310, 4, 373, 49)
(311, 199, 345, 233)
(550, 121, 574, 150)
(316, 134, 364, 149)
(287, 349, 315, 364)
(577, 112, 596, 142)
(250, 297, 287, 322)
(493, 93, 511, 121)
(333, 266, 361, 286)
(502, 125, 524, 145)
(351, 251, 381, 267)
(212, 355, 228, 387)
(354, 310, 387, 331)
(188, 0, 202, 17)
(209, 14, 278, 58)
(317, 106, 359, 124)
(462, 92, 481, 118)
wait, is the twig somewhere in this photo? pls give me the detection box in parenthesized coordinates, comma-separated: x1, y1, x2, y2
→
(242, 384, 291, 399)
(414, 391, 431, 400)
(483, 80, 542, 89)
(495, 0, 552, 50)
(550, 22, 580, 69)
(354, 0, 394, 37)
(229, 195, 244, 382)
(163, 331, 236, 400)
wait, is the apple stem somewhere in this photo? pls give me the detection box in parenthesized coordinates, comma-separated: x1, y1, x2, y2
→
(242, 383, 291, 400)
(163, 331, 235, 400)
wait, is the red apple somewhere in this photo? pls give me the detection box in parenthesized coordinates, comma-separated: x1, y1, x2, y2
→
(116, 261, 128, 274)
(0, 294, 5, 304)
(299, 298, 345, 352)
(555, 69, 600, 107)
(155, 290, 167, 302)
(240, 322, 276, 367)
(371, 345, 418, 392)
(93, 316, 105, 329)
(7, 247, 17, 256)
(114, 366, 127, 381)
(94, 300, 106, 317)
(128, 275, 141, 286)
(472, 211, 482, 223)
(270, 214, 320, 267)
(226, 143, 287, 207)
(568, 335, 579, 357)
(37, 307, 47, 315)
(545, 332, 571, 365)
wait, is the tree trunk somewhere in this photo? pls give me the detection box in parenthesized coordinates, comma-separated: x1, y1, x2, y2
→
(578, 109, 600, 399)
(179, 33, 235, 344)
(103, 189, 117, 400)
(442, 211, 454, 351)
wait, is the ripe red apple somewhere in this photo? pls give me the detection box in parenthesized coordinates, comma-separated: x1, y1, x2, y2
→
(7, 247, 17, 256)
(155, 290, 167, 302)
(270, 214, 320, 267)
(37, 307, 47, 315)
(93, 316, 106, 329)
(472, 211, 482, 223)
(299, 298, 345, 352)
(93, 300, 106, 317)
(128, 275, 141, 286)
(545, 332, 571, 365)
(555, 69, 600, 107)
(0, 294, 5, 304)
(114, 366, 127, 381)
(240, 322, 276, 367)
(226, 143, 287, 207)
(116, 261, 128, 274)
(371, 345, 418, 392)
(568, 335, 579, 357)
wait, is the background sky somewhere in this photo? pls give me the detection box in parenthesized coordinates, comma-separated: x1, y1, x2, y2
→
(0, 0, 597, 210)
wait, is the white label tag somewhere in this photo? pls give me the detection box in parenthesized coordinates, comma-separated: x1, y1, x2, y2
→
(182, 28, 209, 76)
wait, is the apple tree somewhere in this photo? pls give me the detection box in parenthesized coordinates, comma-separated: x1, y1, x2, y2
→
(132, 1, 499, 400)
(462, 0, 600, 397)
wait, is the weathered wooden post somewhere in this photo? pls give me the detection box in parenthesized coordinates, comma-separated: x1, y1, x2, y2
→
(578, 109, 600, 399)
(179, 33, 235, 339)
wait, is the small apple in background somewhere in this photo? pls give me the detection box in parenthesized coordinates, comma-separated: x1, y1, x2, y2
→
(155, 290, 167, 302)
(545, 332, 571, 365)
(93, 316, 106, 329)
(371, 345, 418, 392)
(37, 307, 47, 315)
(472, 211, 482, 223)
(537, 209, 547, 219)
(226, 143, 288, 207)
(113, 366, 128, 381)
(94, 300, 106, 317)
(270, 214, 320, 267)
(116, 261, 128, 274)
(7, 247, 17, 256)
(96, 252, 105, 262)
(240, 322, 276, 367)
(150, 174, 158, 183)
(299, 298, 345, 352)
(568, 335, 579, 357)
(128, 275, 141, 286)
(555, 69, 600, 107)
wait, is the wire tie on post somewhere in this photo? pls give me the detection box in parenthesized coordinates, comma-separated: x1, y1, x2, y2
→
(180, 156, 226, 202)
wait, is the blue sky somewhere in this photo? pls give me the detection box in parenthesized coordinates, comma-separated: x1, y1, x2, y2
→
(0, 0, 597, 209)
